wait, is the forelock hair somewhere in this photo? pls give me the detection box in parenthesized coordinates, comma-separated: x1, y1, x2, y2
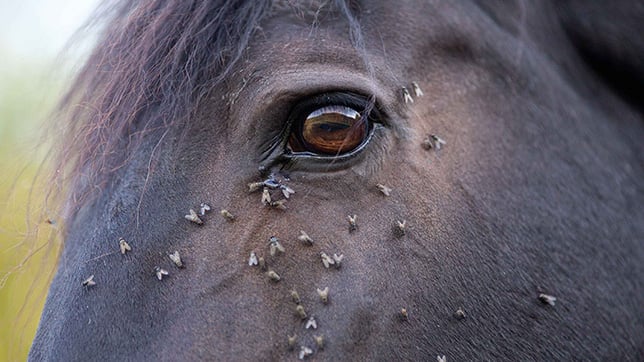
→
(49, 0, 364, 224)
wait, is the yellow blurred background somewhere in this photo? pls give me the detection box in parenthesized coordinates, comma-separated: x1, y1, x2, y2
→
(0, 1, 97, 360)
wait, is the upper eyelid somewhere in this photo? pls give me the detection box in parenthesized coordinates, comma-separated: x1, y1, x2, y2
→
(237, 69, 390, 133)
(286, 92, 381, 128)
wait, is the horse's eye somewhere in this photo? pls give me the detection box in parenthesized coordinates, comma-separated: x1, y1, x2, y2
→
(288, 105, 369, 155)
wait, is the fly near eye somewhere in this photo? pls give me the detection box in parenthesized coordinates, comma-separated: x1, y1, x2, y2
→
(289, 105, 369, 155)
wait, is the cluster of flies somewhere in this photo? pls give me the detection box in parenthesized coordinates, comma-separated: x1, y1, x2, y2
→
(402, 81, 449, 152)
(83, 202, 214, 287)
(185, 202, 235, 225)
(77, 96, 556, 359)
(247, 176, 409, 358)
(402, 81, 424, 104)
(374, 184, 407, 237)
(81, 235, 185, 287)
(288, 285, 328, 359)
(246, 228, 340, 359)
(249, 234, 345, 274)
(248, 174, 295, 210)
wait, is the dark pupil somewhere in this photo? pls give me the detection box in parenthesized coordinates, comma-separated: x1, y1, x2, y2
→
(298, 106, 366, 155)
(317, 123, 348, 132)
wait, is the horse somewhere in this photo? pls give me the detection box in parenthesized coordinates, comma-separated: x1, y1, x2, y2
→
(30, 1, 644, 360)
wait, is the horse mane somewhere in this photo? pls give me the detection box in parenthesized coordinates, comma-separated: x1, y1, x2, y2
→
(48, 0, 364, 225)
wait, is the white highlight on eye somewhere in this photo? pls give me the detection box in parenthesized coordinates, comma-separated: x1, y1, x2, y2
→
(306, 105, 360, 120)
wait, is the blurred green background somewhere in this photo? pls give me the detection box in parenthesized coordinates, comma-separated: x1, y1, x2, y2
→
(1, 1, 97, 360)
(0, 56, 61, 361)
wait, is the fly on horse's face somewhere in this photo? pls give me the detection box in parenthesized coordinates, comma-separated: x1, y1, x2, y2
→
(31, 1, 644, 360)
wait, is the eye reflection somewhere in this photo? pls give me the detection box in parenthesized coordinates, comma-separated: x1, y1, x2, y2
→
(289, 105, 368, 155)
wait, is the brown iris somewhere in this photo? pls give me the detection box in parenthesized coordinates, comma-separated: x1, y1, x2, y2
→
(289, 105, 368, 155)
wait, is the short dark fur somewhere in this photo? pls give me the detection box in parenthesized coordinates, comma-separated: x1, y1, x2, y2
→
(33, 1, 643, 360)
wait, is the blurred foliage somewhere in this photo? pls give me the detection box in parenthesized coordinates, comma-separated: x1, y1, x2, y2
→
(0, 53, 66, 361)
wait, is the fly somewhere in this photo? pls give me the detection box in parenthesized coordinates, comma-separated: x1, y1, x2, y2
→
(269, 236, 285, 256)
(169, 251, 184, 268)
(394, 220, 406, 237)
(220, 209, 235, 221)
(288, 334, 297, 350)
(454, 308, 466, 320)
(317, 287, 329, 304)
(82, 275, 96, 287)
(320, 252, 335, 269)
(281, 185, 295, 199)
(291, 290, 301, 304)
(332, 253, 344, 269)
(155, 267, 169, 280)
(400, 308, 409, 320)
(118, 237, 131, 254)
(539, 293, 557, 306)
(298, 230, 313, 245)
(305, 316, 317, 330)
(299, 346, 313, 360)
(348, 214, 357, 232)
(262, 188, 272, 205)
(248, 251, 258, 266)
(185, 209, 203, 225)
(199, 203, 211, 216)
(314, 335, 324, 349)
(296, 305, 307, 319)
(402, 86, 414, 103)
(248, 181, 264, 193)
(412, 81, 424, 97)
(270, 199, 287, 210)
(376, 184, 392, 196)
(422, 134, 447, 151)
(268, 270, 281, 282)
